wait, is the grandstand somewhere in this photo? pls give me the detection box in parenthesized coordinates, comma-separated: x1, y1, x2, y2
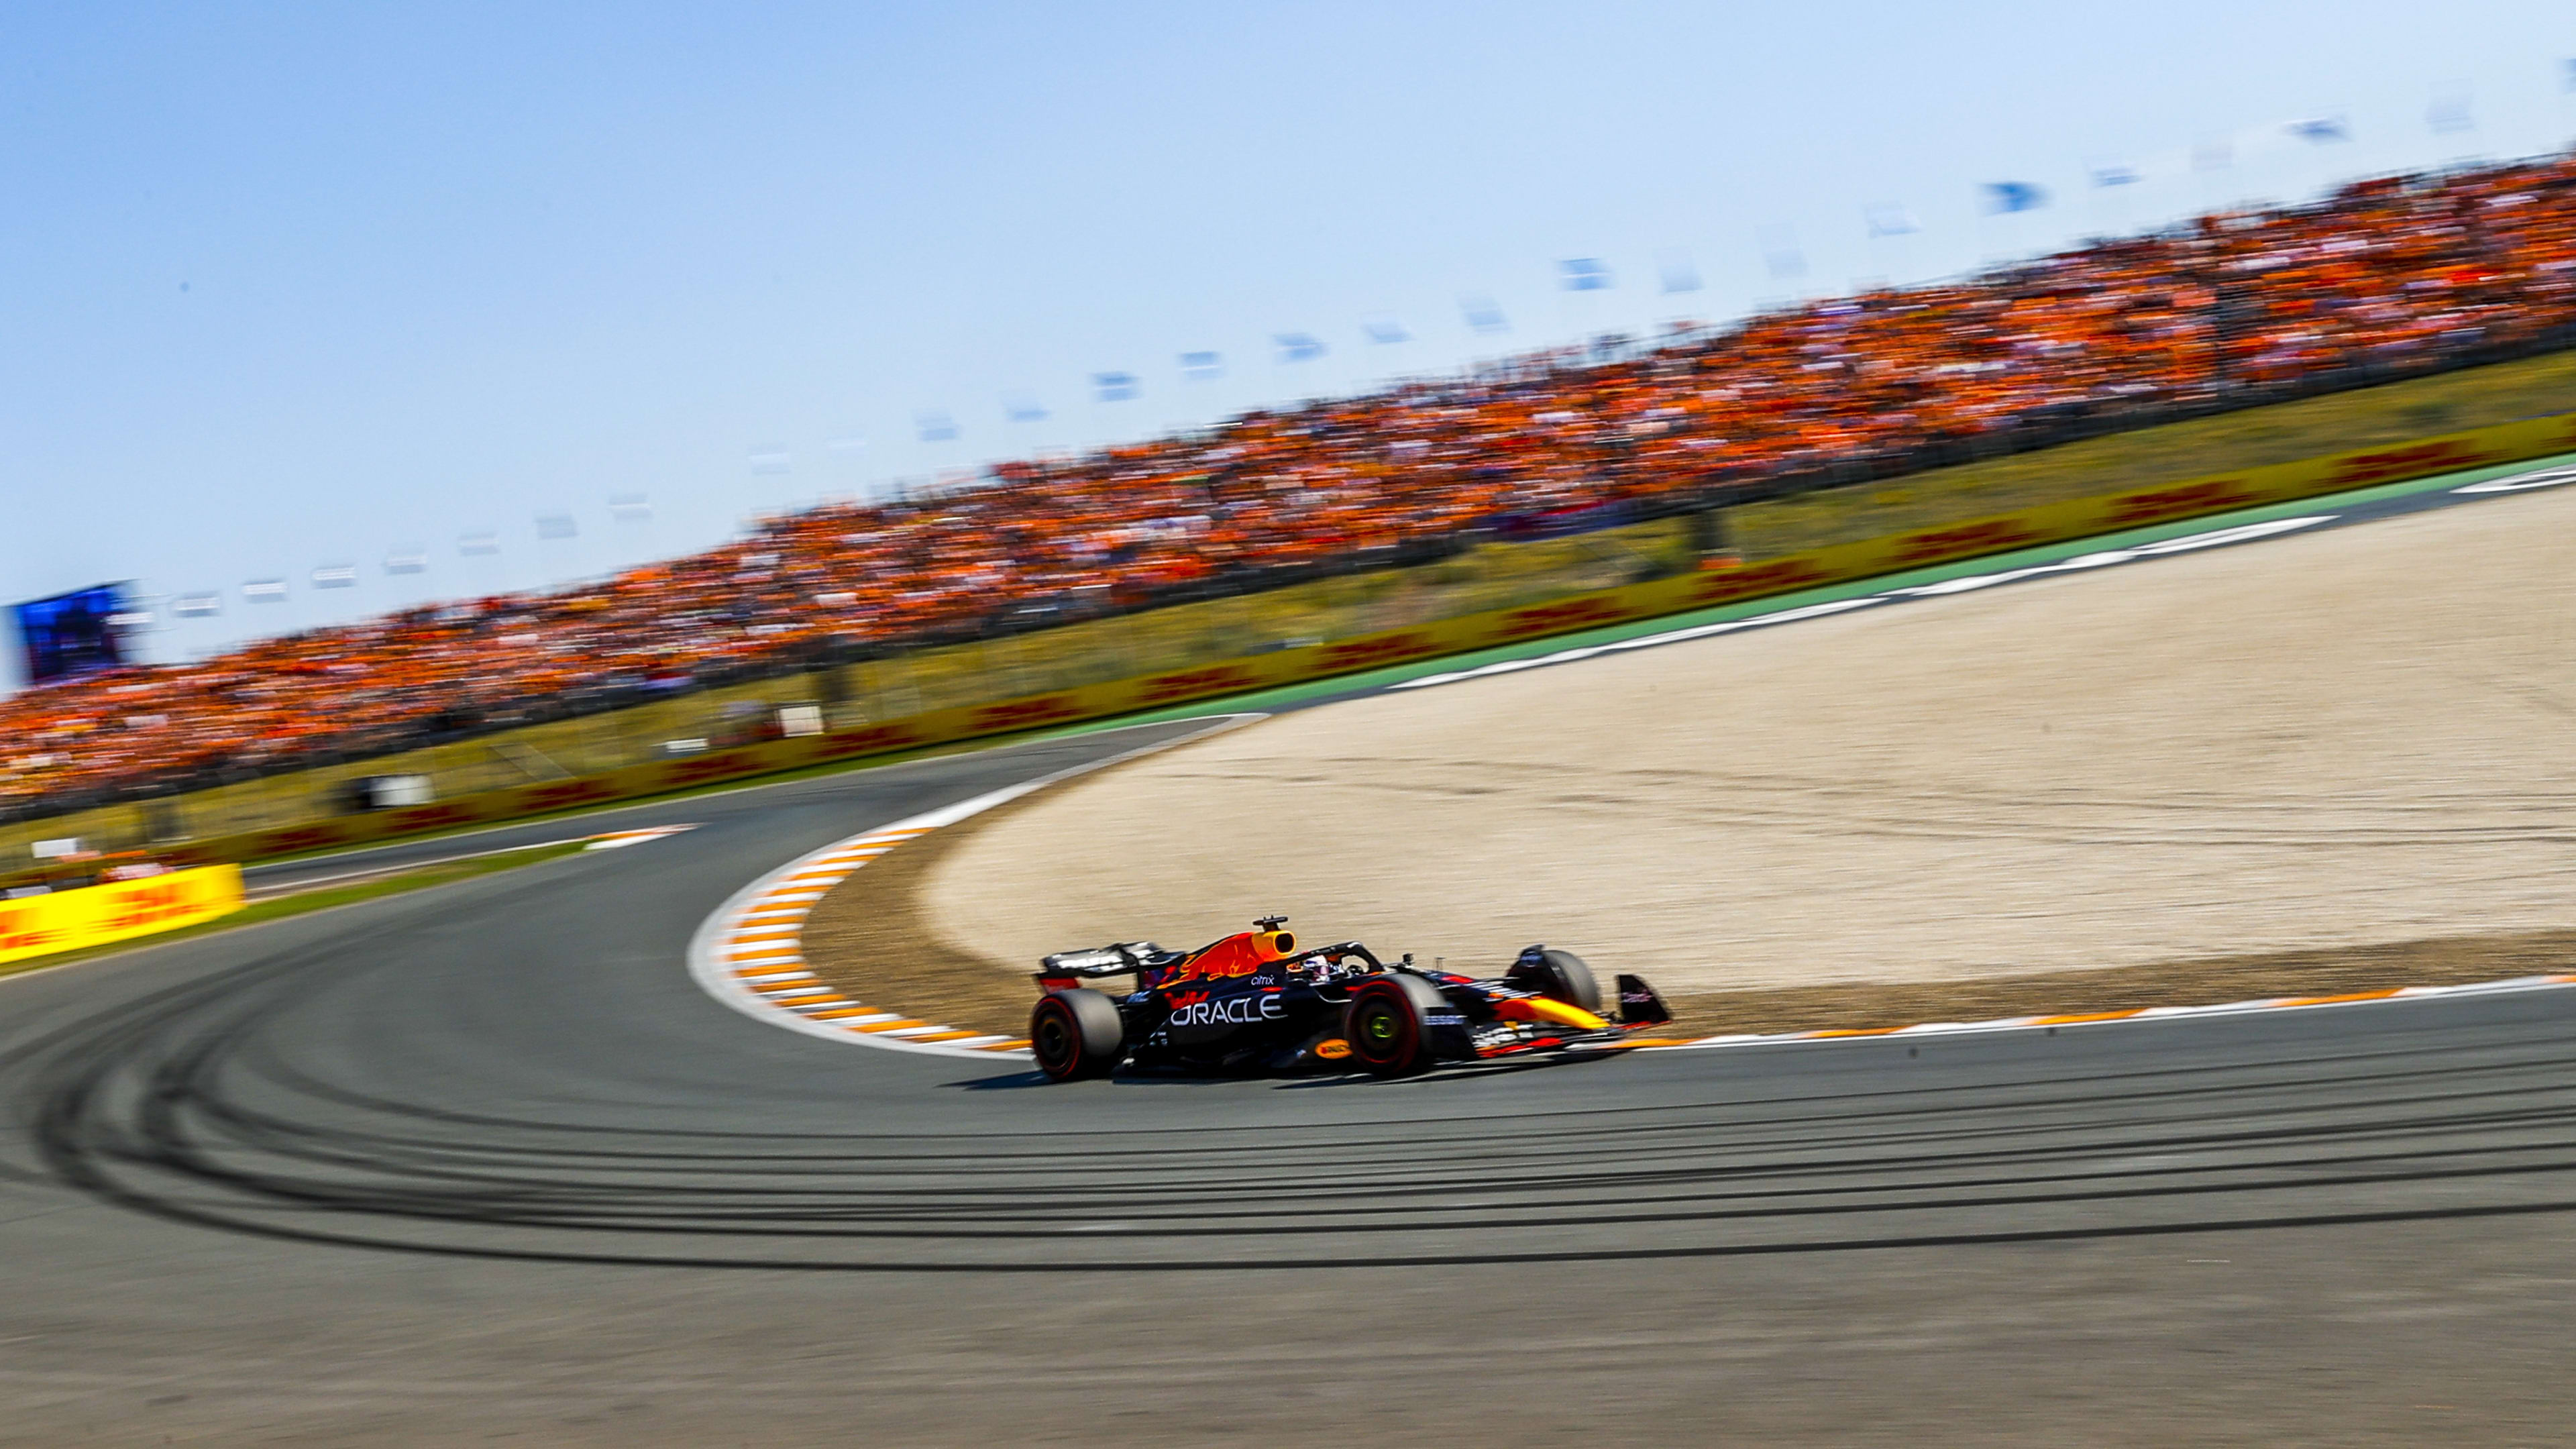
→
(7, 147, 2576, 830)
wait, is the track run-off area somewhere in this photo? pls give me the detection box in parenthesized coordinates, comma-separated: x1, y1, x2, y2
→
(7, 455, 2576, 1445)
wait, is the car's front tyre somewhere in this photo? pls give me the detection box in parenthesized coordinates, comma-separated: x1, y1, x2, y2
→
(1030, 989, 1124, 1081)
(1515, 948, 1603, 1014)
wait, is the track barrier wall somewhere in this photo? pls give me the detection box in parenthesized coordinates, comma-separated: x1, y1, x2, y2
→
(0, 865, 246, 965)
(133, 411, 2576, 873)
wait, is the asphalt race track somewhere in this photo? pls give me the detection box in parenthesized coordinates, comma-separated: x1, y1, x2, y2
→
(7, 720, 2576, 1445)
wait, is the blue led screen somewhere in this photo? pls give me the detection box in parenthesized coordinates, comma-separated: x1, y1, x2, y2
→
(12, 583, 131, 684)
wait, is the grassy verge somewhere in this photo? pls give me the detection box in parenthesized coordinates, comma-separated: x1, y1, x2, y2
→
(1730, 349, 2576, 558)
(0, 839, 594, 981)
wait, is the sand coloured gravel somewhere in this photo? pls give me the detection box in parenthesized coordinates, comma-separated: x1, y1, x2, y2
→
(922, 486, 2576, 994)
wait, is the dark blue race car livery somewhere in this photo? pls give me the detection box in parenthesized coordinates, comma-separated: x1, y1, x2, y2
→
(1026, 915, 1673, 1081)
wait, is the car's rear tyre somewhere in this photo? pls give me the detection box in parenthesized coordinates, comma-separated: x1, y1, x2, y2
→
(1346, 975, 1448, 1077)
(1030, 989, 1123, 1081)
(1525, 949, 1603, 1014)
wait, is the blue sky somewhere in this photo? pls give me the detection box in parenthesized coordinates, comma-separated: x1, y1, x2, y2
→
(5, 1, 2575, 684)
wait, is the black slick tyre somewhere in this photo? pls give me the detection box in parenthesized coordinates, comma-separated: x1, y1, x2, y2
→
(1528, 949, 1603, 1014)
(1030, 989, 1123, 1081)
(1346, 975, 1447, 1078)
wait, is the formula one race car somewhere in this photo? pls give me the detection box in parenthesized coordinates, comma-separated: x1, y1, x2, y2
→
(1026, 915, 1672, 1081)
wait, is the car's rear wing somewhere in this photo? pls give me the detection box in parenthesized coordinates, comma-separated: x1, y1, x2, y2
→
(1034, 942, 1165, 991)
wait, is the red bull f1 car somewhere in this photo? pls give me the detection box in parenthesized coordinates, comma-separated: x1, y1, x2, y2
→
(1027, 915, 1672, 1081)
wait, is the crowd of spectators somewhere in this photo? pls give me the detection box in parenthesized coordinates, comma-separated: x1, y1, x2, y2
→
(9, 149, 2576, 819)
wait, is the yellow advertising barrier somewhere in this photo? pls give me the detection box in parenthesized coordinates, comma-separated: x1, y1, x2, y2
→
(146, 409, 2576, 874)
(0, 865, 246, 966)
